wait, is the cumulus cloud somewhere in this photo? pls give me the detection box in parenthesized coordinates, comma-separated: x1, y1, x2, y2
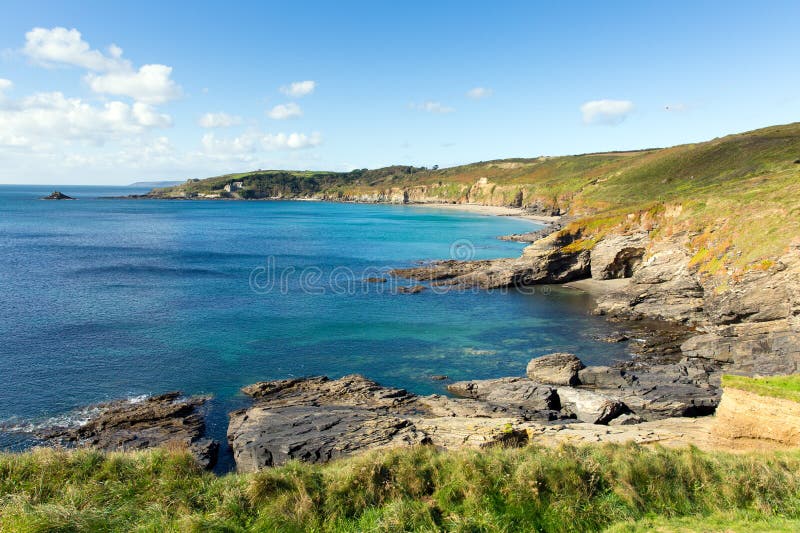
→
(410, 101, 455, 114)
(466, 87, 493, 100)
(580, 99, 634, 125)
(22, 27, 181, 104)
(24, 27, 128, 71)
(201, 131, 322, 156)
(86, 64, 181, 104)
(0, 91, 171, 148)
(198, 112, 242, 128)
(280, 80, 316, 97)
(267, 102, 302, 120)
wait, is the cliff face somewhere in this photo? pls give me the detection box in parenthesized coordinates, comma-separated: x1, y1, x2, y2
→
(713, 386, 800, 447)
(594, 230, 800, 376)
(315, 178, 559, 214)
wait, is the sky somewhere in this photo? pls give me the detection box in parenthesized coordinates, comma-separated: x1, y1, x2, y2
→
(0, 1, 799, 185)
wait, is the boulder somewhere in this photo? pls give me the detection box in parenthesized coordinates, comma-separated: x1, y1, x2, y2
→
(526, 353, 585, 385)
(556, 387, 628, 424)
(608, 413, 646, 426)
(447, 377, 560, 412)
(577, 366, 630, 389)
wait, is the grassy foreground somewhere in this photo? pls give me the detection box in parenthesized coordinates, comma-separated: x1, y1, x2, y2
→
(2, 443, 800, 532)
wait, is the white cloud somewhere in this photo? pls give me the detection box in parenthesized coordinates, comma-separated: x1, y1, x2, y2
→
(23, 27, 128, 71)
(0, 91, 171, 148)
(23, 27, 181, 104)
(466, 87, 493, 100)
(86, 64, 181, 104)
(198, 112, 242, 128)
(201, 130, 322, 156)
(580, 99, 634, 125)
(411, 101, 455, 114)
(0, 79, 12, 93)
(262, 132, 321, 149)
(280, 80, 316, 97)
(267, 102, 302, 120)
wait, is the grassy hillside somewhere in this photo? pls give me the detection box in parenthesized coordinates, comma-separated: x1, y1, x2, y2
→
(2, 443, 800, 532)
(152, 123, 800, 275)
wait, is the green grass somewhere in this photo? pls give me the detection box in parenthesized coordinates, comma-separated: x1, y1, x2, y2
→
(3, 443, 800, 532)
(722, 374, 800, 403)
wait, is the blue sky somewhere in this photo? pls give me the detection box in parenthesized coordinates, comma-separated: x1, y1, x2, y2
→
(0, 1, 798, 184)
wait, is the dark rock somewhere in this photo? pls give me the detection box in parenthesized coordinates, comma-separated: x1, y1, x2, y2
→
(36, 392, 218, 469)
(447, 377, 560, 412)
(526, 353, 585, 386)
(577, 366, 631, 389)
(42, 191, 74, 200)
(364, 277, 388, 283)
(228, 405, 424, 471)
(430, 374, 449, 381)
(397, 285, 425, 294)
(595, 333, 629, 343)
(392, 230, 591, 289)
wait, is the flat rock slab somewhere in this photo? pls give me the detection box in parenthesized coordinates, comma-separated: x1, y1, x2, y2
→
(446, 377, 560, 414)
(228, 405, 424, 471)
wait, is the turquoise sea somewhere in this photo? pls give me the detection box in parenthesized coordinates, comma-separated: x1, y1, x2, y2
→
(0, 185, 634, 469)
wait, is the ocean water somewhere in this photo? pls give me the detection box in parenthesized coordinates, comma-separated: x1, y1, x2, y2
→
(0, 185, 634, 469)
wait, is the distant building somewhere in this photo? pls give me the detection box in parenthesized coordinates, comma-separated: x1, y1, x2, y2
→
(224, 181, 244, 193)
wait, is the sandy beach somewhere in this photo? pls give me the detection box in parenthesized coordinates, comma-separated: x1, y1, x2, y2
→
(407, 202, 561, 224)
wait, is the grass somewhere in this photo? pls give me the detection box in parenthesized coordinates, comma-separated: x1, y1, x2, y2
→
(3, 442, 800, 531)
(721, 374, 800, 403)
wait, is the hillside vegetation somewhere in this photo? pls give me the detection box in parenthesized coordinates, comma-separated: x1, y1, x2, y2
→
(151, 123, 800, 275)
(3, 443, 800, 532)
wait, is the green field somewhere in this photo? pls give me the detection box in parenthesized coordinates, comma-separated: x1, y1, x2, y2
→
(3, 443, 800, 532)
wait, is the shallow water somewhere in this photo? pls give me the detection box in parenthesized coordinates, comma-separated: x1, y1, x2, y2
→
(0, 185, 635, 470)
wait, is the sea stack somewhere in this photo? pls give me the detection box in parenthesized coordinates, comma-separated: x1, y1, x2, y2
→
(42, 191, 75, 200)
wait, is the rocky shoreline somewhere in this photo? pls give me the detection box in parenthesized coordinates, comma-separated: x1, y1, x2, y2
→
(17, 195, 798, 473)
(22, 345, 723, 473)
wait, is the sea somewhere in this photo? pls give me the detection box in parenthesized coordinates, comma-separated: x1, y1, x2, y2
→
(0, 185, 635, 470)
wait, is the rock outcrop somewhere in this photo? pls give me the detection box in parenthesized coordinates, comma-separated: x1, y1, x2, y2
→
(526, 353, 585, 385)
(41, 191, 74, 200)
(392, 230, 590, 289)
(556, 387, 629, 424)
(446, 377, 560, 414)
(713, 386, 800, 447)
(228, 357, 726, 472)
(37, 393, 218, 469)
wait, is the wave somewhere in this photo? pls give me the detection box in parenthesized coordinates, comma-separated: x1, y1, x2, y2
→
(0, 394, 151, 434)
